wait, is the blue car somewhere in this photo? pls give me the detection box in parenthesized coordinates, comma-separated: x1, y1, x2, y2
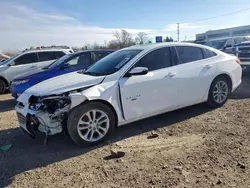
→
(11, 50, 114, 99)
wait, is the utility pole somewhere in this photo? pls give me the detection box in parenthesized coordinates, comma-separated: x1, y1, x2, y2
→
(177, 23, 180, 42)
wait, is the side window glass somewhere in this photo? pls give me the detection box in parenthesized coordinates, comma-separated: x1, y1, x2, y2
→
(225, 39, 234, 47)
(93, 52, 111, 63)
(135, 47, 172, 71)
(176, 46, 204, 64)
(67, 53, 91, 67)
(204, 49, 217, 58)
(14, 53, 38, 65)
(54, 51, 65, 59)
(38, 52, 56, 62)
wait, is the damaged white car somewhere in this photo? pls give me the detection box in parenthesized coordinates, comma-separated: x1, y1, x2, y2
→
(15, 43, 242, 146)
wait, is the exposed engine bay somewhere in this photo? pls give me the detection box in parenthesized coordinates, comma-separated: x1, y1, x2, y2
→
(23, 94, 72, 137)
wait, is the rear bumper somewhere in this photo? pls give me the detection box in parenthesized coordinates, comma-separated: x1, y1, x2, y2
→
(232, 79, 242, 92)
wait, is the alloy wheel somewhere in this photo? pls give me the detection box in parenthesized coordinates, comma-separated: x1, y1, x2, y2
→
(213, 80, 228, 104)
(77, 109, 110, 142)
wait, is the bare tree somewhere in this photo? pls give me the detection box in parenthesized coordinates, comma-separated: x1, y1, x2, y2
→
(135, 32, 149, 45)
(113, 29, 134, 48)
(108, 40, 120, 49)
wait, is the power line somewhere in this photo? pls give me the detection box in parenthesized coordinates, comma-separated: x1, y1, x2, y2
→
(182, 7, 250, 24)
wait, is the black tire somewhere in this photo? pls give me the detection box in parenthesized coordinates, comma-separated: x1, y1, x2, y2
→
(67, 102, 116, 147)
(0, 79, 7, 94)
(207, 76, 231, 108)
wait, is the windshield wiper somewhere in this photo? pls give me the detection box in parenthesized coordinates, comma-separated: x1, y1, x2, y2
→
(82, 71, 103, 76)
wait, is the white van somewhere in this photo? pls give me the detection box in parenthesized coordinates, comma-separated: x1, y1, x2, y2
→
(0, 48, 72, 93)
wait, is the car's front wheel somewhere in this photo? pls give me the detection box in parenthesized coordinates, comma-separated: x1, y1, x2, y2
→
(207, 76, 231, 108)
(67, 102, 116, 146)
(0, 79, 7, 94)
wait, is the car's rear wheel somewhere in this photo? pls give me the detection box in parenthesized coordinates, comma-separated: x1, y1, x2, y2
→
(67, 102, 115, 146)
(0, 79, 7, 94)
(207, 76, 231, 108)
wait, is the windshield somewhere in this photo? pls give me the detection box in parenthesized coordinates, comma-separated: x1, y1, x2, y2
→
(204, 39, 227, 49)
(45, 54, 72, 69)
(83, 49, 142, 76)
(0, 54, 19, 65)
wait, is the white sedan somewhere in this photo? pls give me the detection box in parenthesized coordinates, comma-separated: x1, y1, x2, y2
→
(15, 43, 242, 146)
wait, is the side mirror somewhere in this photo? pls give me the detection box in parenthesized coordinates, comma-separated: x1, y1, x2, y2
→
(60, 63, 70, 69)
(125, 67, 148, 77)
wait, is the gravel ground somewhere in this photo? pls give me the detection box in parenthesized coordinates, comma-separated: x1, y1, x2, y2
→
(0, 68, 250, 188)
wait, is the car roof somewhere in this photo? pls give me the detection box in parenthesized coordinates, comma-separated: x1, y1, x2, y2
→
(124, 42, 207, 51)
(22, 48, 71, 54)
(72, 49, 115, 55)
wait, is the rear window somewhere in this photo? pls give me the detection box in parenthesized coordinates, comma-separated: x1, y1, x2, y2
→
(203, 49, 217, 58)
(176, 46, 204, 64)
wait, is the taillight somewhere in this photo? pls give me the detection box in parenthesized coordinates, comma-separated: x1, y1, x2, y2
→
(236, 59, 241, 64)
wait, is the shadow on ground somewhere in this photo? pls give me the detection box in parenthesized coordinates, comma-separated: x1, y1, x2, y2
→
(0, 103, 212, 187)
(231, 67, 250, 99)
(0, 99, 16, 113)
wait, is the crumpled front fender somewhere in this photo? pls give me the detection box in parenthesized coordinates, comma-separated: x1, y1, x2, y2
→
(69, 93, 88, 109)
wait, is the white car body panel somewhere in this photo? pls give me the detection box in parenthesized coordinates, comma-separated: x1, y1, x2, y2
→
(15, 43, 242, 136)
(119, 66, 178, 121)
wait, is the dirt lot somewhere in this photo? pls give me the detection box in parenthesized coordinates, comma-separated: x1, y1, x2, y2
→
(0, 68, 250, 188)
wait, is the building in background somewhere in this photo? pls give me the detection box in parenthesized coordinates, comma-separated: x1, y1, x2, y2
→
(196, 25, 250, 43)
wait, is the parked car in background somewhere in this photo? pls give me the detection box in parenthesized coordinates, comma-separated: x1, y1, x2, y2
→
(11, 50, 114, 98)
(0, 58, 8, 62)
(0, 52, 10, 62)
(204, 36, 249, 54)
(0, 48, 72, 94)
(236, 41, 250, 67)
(15, 43, 242, 146)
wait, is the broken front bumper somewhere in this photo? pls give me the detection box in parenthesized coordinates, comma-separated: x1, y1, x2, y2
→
(15, 102, 63, 138)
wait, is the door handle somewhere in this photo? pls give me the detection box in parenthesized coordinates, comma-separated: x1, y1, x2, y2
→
(204, 65, 212, 69)
(166, 72, 176, 78)
(30, 66, 36, 68)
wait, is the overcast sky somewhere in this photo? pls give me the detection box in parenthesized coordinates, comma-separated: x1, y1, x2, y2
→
(1, 0, 250, 51)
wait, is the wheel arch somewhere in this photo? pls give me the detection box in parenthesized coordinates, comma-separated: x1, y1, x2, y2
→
(74, 98, 119, 128)
(0, 76, 9, 87)
(211, 73, 233, 91)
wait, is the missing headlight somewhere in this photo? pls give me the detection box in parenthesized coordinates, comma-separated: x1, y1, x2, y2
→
(41, 96, 71, 114)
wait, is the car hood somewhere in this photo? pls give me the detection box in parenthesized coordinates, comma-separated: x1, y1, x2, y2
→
(18, 72, 105, 101)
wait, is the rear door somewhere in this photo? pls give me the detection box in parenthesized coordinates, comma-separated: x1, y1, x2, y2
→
(119, 47, 179, 121)
(5, 52, 39, 81)
(37, 51, 65, 68)
(175, 46, 217, 106)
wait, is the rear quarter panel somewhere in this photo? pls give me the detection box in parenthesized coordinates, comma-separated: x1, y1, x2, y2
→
(214, 55, 242, 91)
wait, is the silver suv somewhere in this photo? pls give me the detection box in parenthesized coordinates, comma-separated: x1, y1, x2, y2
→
(0, 48, 72, 94)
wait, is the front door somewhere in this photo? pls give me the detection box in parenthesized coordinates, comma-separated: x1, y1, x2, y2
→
(5, 52, 39, 82)
(119, 47, 179, 121)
